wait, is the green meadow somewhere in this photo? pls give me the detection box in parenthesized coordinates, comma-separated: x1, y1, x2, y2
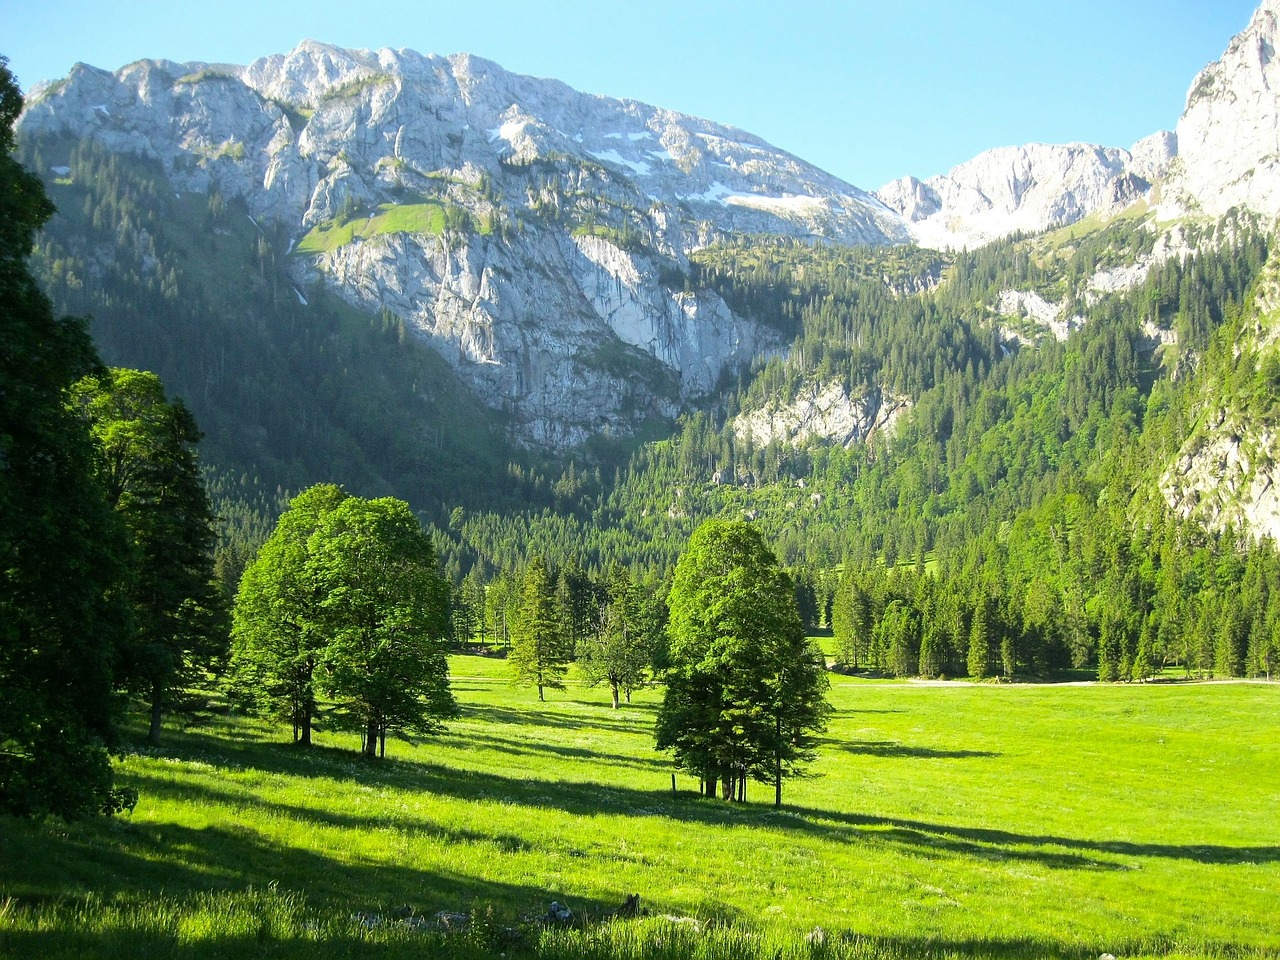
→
(295, 203, 449, 254)
(2, 659, 1277, 959)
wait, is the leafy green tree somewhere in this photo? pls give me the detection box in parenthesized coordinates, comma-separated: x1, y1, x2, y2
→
(73, 368, 226, 743)
(229, 484, 349, 745)
(308, 496, 457, 758)
(0, 59, 133, 818)
(656, 519, 829, 806)
(509, 556, 570, 700)
(579, 565, 654, 708)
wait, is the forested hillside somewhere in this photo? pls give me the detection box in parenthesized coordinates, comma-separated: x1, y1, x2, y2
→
(20, 123, 1280, 683)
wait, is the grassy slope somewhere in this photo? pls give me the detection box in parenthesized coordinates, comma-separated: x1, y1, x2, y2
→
(295, 203, 449, 254)
(1, 662, 1277, 959)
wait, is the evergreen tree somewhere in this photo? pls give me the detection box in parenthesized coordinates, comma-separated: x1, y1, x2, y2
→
(73, 368, 226, 744)
(967, 596, 991, 680)
(0, 60, 134, 818)
(510, 557, 570, 700)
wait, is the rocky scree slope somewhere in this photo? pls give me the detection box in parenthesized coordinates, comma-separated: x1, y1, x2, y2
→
(18, 42, 908, 447)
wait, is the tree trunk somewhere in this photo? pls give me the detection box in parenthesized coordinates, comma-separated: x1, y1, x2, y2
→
(775, 715, 783, 807)
(363, 717, 378, 758)
(537, 683, 545, 702)
(721, 774, 734, 800)
(299, 693, 313, 747)
(148, 684, 164, 745)
(610, 680, 620, 709)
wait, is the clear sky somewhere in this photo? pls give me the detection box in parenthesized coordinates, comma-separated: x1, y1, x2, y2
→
(1, 0, 1262, 188)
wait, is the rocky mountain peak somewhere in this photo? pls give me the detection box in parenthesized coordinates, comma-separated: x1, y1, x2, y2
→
(240, 39, 382, 108)
(876, 141, 1163, 250)
(1160, 0, 1280, 221)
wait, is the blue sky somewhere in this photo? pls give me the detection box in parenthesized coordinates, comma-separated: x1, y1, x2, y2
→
(1, 0, 1261, 188)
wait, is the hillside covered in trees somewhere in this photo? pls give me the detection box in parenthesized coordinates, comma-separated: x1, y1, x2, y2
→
(13, 104, 1280, 691)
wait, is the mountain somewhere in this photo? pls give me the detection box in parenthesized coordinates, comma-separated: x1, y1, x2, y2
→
(1161, 0, 1280, 221)
(878, 1, 1280, 252)
(876, 135, 1176, 251)
(18, 42, 907, 447)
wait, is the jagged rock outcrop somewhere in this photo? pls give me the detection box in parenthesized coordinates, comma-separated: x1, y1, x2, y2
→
(733, 381, 910, 449)
(1161, 253, 1280, 542)
(994, 289, 1084, 343)
(877, 140, 1172, 251)
(1161, 0, 1280, 222)
(19, 41, 910, 447)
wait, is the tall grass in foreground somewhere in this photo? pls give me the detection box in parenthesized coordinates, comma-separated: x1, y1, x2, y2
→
(3, 891, 1274, 960)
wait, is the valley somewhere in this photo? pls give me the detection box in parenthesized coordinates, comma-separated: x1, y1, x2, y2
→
(4, 4, 1280, 959)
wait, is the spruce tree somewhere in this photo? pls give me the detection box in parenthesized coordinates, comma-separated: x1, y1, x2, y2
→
(510, 557, 569, 701)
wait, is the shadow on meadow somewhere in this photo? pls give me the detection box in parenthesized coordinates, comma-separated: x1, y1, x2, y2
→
(818, 737, 1002, 759)
(93, 725, 1280, 875)
(459, 702, 655, 736)
(786, 805, 1280, 868)
(0, 804, 621, 921)
(441, 729, 670, 774)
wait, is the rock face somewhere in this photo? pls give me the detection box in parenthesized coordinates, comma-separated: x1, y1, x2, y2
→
(733, 380, 910, 449)
(1161, 0, 1280, 221)
(19, 41, 908, 446)
(1161, 253, 1280, 542)
(877, 140, 1172, 251)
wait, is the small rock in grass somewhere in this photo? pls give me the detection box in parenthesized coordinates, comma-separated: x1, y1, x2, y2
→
(546, 901, 573, 923)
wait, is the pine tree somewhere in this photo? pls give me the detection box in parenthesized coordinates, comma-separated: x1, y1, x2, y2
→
(967, 596, 990, 680)
(510, 557, 569, 701)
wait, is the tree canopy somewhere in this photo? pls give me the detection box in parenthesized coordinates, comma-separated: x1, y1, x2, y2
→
(0, 58, 133, 818)
(230, 485, 456, 757)
(656, 519, 829, 805)
(73, 366, 226, 744)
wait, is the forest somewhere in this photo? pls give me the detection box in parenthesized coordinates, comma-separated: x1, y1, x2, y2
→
(15, 117, 1280, 697)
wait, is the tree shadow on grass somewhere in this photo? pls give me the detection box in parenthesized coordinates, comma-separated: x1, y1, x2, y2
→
(783, 804, 1280, 868)
(439, 729, 669, 774)
(0, 812, 618, 920)
(122, 727, 1280, 874)
(817, 737, 1001, 759)
(460, 703, 654, 736)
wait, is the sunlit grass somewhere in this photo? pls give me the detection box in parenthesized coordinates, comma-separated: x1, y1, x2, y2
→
(295, 203, 448, 253)
(1, 658, 1277, 958)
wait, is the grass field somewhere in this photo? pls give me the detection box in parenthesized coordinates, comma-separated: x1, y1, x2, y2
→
(295, 203, 450, 254)
(2, 659, 1277, 959)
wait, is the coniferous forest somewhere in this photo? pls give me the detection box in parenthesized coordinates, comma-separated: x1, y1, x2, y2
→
(14, 123, 1280, 692)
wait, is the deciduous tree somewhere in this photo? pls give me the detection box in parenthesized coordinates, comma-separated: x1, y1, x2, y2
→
(229, 484, 348, 746)
(656, 519, 829, 806)
(309, 496, 456, 757)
